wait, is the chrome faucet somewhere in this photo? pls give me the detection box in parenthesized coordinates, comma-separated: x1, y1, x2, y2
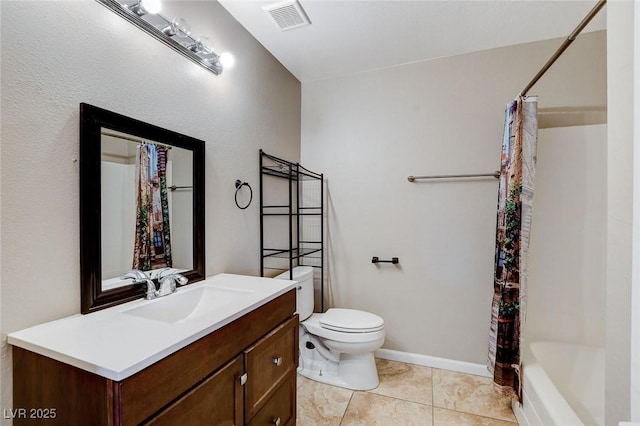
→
(120, 270, 158, 300)
(157, 272, 188, 297)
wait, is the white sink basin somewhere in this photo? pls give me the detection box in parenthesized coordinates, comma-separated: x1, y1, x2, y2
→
(123, 286, 254, 323)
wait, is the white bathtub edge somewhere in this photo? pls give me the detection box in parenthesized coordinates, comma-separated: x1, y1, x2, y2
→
(523, 343, 593, 426)
(513, 385, 543, 426)
(375, 348, 491, 378)
(513, 399, 528, 426)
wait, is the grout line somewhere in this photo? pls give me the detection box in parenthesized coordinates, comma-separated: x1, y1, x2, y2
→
(367, 391, 433, 407)
(431, 367, 435, 407)
(436, 407, 518, 424)
(431, 367, 435, 425)
(338, 391, 356, 425)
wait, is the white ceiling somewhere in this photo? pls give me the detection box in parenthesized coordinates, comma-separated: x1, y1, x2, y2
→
(217, 0, 606, 82)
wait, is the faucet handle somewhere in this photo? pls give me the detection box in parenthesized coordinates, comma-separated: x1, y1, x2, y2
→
(144, 280, 159, 300)
(120, 270, 148, 282)
(154, 267, 172, 280)
(173, 273, 188, 286)
(119, 270, 157, 299)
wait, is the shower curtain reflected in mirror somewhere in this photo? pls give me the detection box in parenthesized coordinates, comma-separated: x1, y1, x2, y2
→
(488, 95, 538, 399)
(132, 143, 172, 271)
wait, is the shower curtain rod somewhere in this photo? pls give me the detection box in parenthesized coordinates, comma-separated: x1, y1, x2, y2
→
(520, 0, 606, 96)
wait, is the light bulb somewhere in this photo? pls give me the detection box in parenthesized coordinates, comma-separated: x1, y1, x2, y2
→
(162, 17, 191, 37)
(198, 36, 213, 54)
(140, 0, 161, 14)
(219, 52, 235, 68)
(130, 0, 161, 15)
(190, 36, 213, 54)
(172, 18, 191, 36)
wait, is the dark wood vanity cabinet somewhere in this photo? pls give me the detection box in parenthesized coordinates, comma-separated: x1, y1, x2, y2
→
(13, 290, 298, 425)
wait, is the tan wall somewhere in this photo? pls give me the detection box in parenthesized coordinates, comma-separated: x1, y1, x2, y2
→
(0, 0, 300, 416)
(301, 31, 606, 364)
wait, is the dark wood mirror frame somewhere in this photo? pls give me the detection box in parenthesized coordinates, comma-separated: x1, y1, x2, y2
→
(80, 103, 205, 314)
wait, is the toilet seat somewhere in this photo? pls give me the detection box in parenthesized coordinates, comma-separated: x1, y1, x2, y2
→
(319, 308, 384, 333)
(302, 313, 385, 344)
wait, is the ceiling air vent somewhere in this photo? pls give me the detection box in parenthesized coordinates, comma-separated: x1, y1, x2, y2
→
(263, 0, 311, 31)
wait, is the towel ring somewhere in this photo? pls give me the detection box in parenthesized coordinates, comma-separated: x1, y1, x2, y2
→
(235, 180, 253, 210)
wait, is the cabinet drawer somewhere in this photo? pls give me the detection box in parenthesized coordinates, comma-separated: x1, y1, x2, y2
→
(247, 372, 296, 426)
(245, 315, 298, 420)
(144, 355, 244, 426)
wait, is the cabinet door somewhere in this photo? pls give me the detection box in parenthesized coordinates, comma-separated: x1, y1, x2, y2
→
(245, 315, 298, 420)
(144, 355, 244, 426)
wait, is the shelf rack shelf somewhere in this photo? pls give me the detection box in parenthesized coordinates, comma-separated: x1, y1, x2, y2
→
(259, 150, 324, 312)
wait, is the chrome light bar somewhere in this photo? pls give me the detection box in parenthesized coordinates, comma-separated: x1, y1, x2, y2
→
(96, 0, 223, 75)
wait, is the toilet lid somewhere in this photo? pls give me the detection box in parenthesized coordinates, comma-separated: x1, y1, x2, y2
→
(319, 308, 384, 333)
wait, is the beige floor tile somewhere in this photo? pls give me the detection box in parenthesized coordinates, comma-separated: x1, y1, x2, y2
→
(369, 359, 433, 405)
(341, 392, 433, 426)
(296, 374, 353, 426)
(433, 407, 517, 425)
(432, 369, 516, 423)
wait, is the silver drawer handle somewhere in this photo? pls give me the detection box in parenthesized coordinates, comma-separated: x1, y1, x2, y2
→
(272, 357, 283, 366)
(238, 373, 248, 385)
(272, 417, 281, 426)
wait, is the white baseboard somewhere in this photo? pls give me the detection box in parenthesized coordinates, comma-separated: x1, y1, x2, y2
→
(375, 348, 492, 378)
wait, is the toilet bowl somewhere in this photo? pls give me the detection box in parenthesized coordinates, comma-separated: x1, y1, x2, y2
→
(276, 266, 385, 391)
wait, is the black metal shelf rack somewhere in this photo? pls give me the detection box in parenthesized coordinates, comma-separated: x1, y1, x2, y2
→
(259, 150, 324, 311)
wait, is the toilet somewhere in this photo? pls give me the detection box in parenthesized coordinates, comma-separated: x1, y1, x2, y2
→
(276, 266, 385, 391)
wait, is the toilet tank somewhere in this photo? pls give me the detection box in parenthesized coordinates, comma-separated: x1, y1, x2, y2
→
(276, 266, 314, 321)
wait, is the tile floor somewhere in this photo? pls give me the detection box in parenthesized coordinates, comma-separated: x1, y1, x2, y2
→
(296, 358, 517, 425)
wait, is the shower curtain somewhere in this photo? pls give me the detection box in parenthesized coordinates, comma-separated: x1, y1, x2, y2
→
(488, 95, 538, 398)
(132, 143, 172, 270)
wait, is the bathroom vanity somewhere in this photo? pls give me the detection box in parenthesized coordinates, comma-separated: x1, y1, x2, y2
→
(9, 274, 298, 425)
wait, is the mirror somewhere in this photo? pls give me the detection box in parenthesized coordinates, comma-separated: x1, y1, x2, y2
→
(80, 103, 205, 314)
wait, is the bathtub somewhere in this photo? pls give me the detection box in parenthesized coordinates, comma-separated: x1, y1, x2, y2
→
(513, 341, 604, 426)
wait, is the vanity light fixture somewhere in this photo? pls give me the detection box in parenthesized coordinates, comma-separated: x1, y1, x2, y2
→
(96, 0, 225, 75)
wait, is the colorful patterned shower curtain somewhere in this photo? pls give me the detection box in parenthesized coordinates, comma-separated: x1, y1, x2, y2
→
(132, 143, 172, 270)
(488, 95, 538, 399)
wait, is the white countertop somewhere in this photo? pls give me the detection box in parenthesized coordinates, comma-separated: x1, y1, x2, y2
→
(8, 273, 296, 381)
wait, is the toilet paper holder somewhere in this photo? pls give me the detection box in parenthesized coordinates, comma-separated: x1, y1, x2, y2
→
(372, 257, 399, 264)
